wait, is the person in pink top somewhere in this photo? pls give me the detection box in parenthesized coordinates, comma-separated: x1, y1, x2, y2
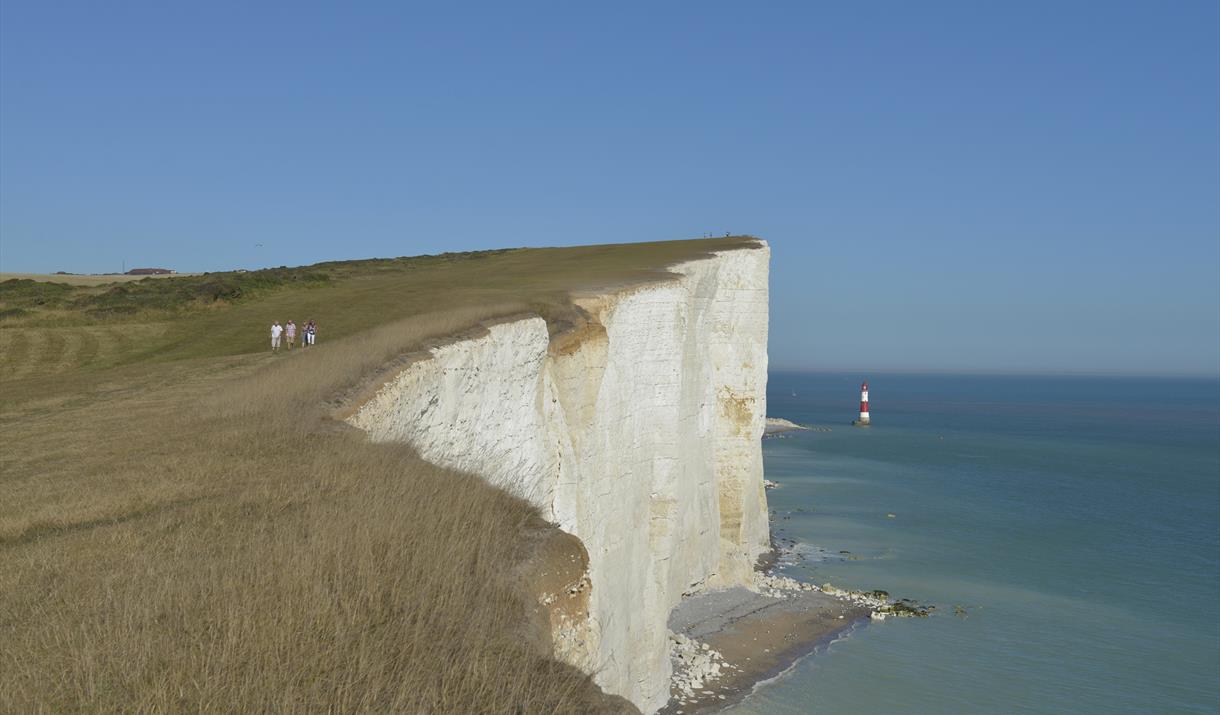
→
(285, 320, 297, 349)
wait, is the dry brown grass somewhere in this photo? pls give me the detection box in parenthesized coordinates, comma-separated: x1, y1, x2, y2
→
(0, 237, 760, 713)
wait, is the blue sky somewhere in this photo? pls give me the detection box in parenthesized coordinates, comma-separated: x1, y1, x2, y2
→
(2, 1, 1217, 375)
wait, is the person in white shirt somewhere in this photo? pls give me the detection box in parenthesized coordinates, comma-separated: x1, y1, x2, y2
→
(270, 321, 283, 352)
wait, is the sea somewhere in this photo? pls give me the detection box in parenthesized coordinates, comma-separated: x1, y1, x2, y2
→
(725, 372, 1220, 715)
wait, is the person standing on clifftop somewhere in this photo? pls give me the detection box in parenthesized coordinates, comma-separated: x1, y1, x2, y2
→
(285, 319, 296, 350)
(270, 321, 283, 352)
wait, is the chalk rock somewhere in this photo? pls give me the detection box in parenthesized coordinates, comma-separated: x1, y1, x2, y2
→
(347, 243, 772, 712)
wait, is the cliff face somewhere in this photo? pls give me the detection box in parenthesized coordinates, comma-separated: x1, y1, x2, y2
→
(346, 243, 770, 712)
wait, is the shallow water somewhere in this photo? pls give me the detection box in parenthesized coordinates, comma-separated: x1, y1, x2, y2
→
(726, 373, 1220, 714)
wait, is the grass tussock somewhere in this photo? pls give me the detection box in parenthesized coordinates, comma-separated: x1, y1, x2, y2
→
(0, 237, 761, 713)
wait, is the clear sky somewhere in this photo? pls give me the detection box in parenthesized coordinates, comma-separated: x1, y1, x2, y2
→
(2, 1, 1217, 376)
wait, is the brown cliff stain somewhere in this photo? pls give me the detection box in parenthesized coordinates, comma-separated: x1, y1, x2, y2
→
(718, 391, 756, 438)
(718, 479, 743, 545)
(549, 317, 608, 357)
(548, 306, 610, 442)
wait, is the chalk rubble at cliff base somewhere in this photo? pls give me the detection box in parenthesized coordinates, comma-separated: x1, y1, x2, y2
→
(660, 571, 933, 712)
(662, 582, 859, 714)
(668, 632, 734, 704)
(755, 558, 934, 618)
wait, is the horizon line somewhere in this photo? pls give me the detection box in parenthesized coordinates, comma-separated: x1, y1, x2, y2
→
(767, 365, 1220, 380)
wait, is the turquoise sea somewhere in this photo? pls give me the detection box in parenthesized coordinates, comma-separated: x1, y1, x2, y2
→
(727, 373, 1220, 714)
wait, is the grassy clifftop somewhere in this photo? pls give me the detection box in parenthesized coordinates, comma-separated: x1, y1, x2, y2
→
(1, 238, 753, 379)
(0, 237, 759, 713)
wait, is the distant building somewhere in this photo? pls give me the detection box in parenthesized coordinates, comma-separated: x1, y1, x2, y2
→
(126, 268, 174, 275)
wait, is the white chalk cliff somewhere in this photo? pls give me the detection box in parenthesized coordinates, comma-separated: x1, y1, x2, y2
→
(346, 242, 770, 712)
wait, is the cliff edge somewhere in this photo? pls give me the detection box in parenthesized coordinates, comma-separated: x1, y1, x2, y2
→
(345, 241, 770, 712)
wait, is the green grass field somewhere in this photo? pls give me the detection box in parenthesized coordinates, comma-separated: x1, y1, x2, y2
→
(0, 272, 204, 286)
(0, 237, 757, 713)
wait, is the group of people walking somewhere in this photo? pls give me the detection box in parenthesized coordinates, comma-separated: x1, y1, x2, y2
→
(269, 319, 317, 352)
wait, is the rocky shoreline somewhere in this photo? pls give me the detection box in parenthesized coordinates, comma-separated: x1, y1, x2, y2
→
(763, 417, 835, 441)
(653, 416, 932, 713)
(661, 584, 865, 715)
(660, 553, 931, 714)
(762, 417, 807, 437)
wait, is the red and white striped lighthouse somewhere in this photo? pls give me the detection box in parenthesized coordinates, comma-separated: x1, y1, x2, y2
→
(856, 381, 870, 426)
